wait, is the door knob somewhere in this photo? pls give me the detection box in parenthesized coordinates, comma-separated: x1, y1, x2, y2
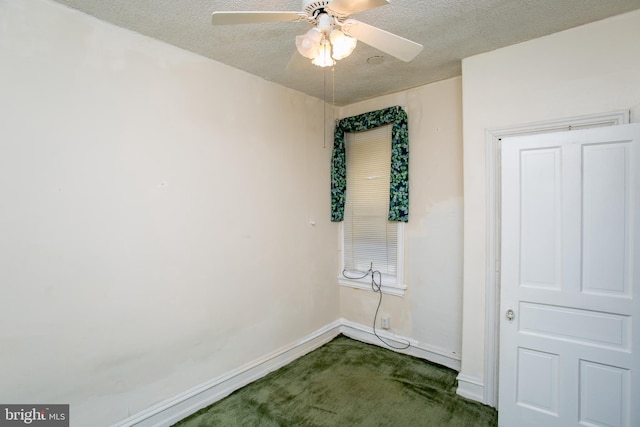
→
(506, 309, 515, 322)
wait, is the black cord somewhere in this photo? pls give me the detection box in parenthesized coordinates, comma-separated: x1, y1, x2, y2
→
(342, 263, 410, 350)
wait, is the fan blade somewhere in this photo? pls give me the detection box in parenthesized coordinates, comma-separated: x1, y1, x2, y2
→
(326, 0, 389, 16)
(212, 11, 304, 26)
(343, 20, 423, 62)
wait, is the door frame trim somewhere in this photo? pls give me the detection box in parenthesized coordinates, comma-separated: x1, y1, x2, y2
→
(483, 110, 629, 408)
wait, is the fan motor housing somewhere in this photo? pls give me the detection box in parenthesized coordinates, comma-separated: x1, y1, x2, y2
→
(303, 0, 332, 18)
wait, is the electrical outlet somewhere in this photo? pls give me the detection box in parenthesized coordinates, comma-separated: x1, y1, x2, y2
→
(381, 315, 390, 330)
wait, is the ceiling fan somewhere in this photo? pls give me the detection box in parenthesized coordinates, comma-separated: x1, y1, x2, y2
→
(211, 0, 423, 67)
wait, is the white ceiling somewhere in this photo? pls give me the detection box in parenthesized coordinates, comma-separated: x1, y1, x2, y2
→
(52, 0, 640, 105)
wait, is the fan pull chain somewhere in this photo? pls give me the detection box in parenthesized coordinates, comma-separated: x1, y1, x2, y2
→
(322, 66, 336, 149)
(328, 65, 335, 149)
(332, 65, 335, 107)
(323, 65, 327, 148)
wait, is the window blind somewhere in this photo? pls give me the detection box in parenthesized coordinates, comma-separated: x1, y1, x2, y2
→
(344, 124, 397, 276)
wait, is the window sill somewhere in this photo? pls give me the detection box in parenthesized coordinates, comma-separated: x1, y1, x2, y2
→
(337, 276, 407, 297)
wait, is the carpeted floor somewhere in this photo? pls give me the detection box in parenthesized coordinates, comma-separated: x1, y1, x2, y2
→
(174, 334, 498, 426)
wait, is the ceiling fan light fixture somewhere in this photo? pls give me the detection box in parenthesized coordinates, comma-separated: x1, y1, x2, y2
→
(296, 27, 323, 59)
(311, 38, 335, 67)
(212, 1, 425, 67)
(329, 28, 357, 60)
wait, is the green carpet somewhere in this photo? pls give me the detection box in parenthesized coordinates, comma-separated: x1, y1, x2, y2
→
(174, 335, 498, 426)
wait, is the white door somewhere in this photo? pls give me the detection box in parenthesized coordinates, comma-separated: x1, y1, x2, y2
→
(499, 123, 640, 427)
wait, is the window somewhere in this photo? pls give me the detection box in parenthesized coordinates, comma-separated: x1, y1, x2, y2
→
(340, 126, 405, 295)
(343, 125, 396, 272)
(331, 106, 409, 296)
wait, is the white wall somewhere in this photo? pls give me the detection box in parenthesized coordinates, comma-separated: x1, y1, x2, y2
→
(10, 1, 637, 422)
(337, 77, 464, 362)
(460, 9, 640, 396)
(0, 1, 338, 425)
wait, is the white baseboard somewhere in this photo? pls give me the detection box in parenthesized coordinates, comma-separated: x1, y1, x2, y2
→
(111, 320, 342, 427)
(112, 318, 466, 426)
(338, 319, 461, 371)
(456, 373, 485, 403)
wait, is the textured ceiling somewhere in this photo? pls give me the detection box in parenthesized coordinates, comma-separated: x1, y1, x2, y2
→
(51, 0, 640, 105)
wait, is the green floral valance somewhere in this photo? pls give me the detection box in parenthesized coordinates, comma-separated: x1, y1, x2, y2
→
(331, 105, 409, 222)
